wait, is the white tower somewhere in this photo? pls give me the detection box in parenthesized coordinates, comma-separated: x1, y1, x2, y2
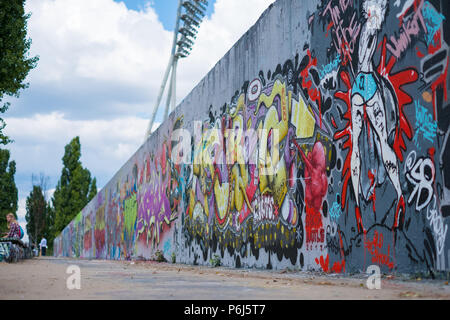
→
(145, 0, 209, 140)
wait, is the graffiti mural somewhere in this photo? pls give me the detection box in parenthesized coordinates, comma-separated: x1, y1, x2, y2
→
(54, 0, 450, 275)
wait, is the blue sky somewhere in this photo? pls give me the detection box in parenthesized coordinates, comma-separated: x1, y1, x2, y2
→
(4, 0, 275, 243)
(115, 0, 216, 30)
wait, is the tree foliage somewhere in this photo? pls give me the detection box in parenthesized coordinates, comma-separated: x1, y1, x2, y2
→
(0, 0, 39, 145)
(25, 185, 46, 245)
(25, 174, 54, 247)
(88, 177, 97, 202)
(52, 137, 97, 237)
(0, 149, 18, 234)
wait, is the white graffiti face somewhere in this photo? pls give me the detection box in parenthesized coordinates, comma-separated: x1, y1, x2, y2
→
(326, 221, 338, 237)
(405, 151, 435, 211)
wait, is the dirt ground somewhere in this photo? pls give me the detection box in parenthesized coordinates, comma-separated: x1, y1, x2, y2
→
(0, 257, 449, 300)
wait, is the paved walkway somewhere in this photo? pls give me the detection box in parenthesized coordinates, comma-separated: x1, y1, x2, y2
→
(0, 257, 449, 299)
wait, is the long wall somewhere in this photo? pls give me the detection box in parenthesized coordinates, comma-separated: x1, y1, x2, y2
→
(54, 0, 450, 275)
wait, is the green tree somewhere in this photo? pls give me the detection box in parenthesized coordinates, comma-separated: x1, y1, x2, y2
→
(25, 173, 54, 249)
(52, 137, 97, 237)
(0, 149, 18, 235)
(44, 202, 55, 255)
(0, 1, 39, 145)
(25, 185, 47, 246)
(88, 177, 97, 202)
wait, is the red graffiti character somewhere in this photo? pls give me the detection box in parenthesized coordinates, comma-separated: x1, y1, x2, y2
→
(298, 141, 328, 212)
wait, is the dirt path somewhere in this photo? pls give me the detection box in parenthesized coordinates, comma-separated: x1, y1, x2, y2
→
(0, 257, 449, 300)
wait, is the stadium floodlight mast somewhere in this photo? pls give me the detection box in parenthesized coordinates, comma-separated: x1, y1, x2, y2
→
(145, 0, 209, 141)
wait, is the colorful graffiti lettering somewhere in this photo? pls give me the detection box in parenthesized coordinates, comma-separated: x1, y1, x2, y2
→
(413, 100, 437, 146)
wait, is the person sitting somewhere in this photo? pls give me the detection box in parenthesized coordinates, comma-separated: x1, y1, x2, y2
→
(3, 213, 21, 239)
(1, 213, 20, 262)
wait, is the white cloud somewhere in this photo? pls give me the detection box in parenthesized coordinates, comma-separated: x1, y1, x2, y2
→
(5, 0, 173, 120)
(4, 112, 152, 187)
(13, 0, 275, 120)
(26, 0, 171, 87)
(46, 188, 56, 201)
(17, 198, 27, 221)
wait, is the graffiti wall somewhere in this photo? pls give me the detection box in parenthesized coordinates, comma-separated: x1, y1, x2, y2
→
(55, 0, 450, 275)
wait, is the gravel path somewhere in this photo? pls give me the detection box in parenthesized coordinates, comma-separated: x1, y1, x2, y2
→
(1, 257, 449, 300)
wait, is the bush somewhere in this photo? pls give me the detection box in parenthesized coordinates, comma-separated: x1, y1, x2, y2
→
(153, 250, 166, 262)
(210, 254, 221, 267)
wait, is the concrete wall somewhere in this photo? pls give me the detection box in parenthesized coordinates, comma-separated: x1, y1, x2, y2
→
(54, 0, 450, 275)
